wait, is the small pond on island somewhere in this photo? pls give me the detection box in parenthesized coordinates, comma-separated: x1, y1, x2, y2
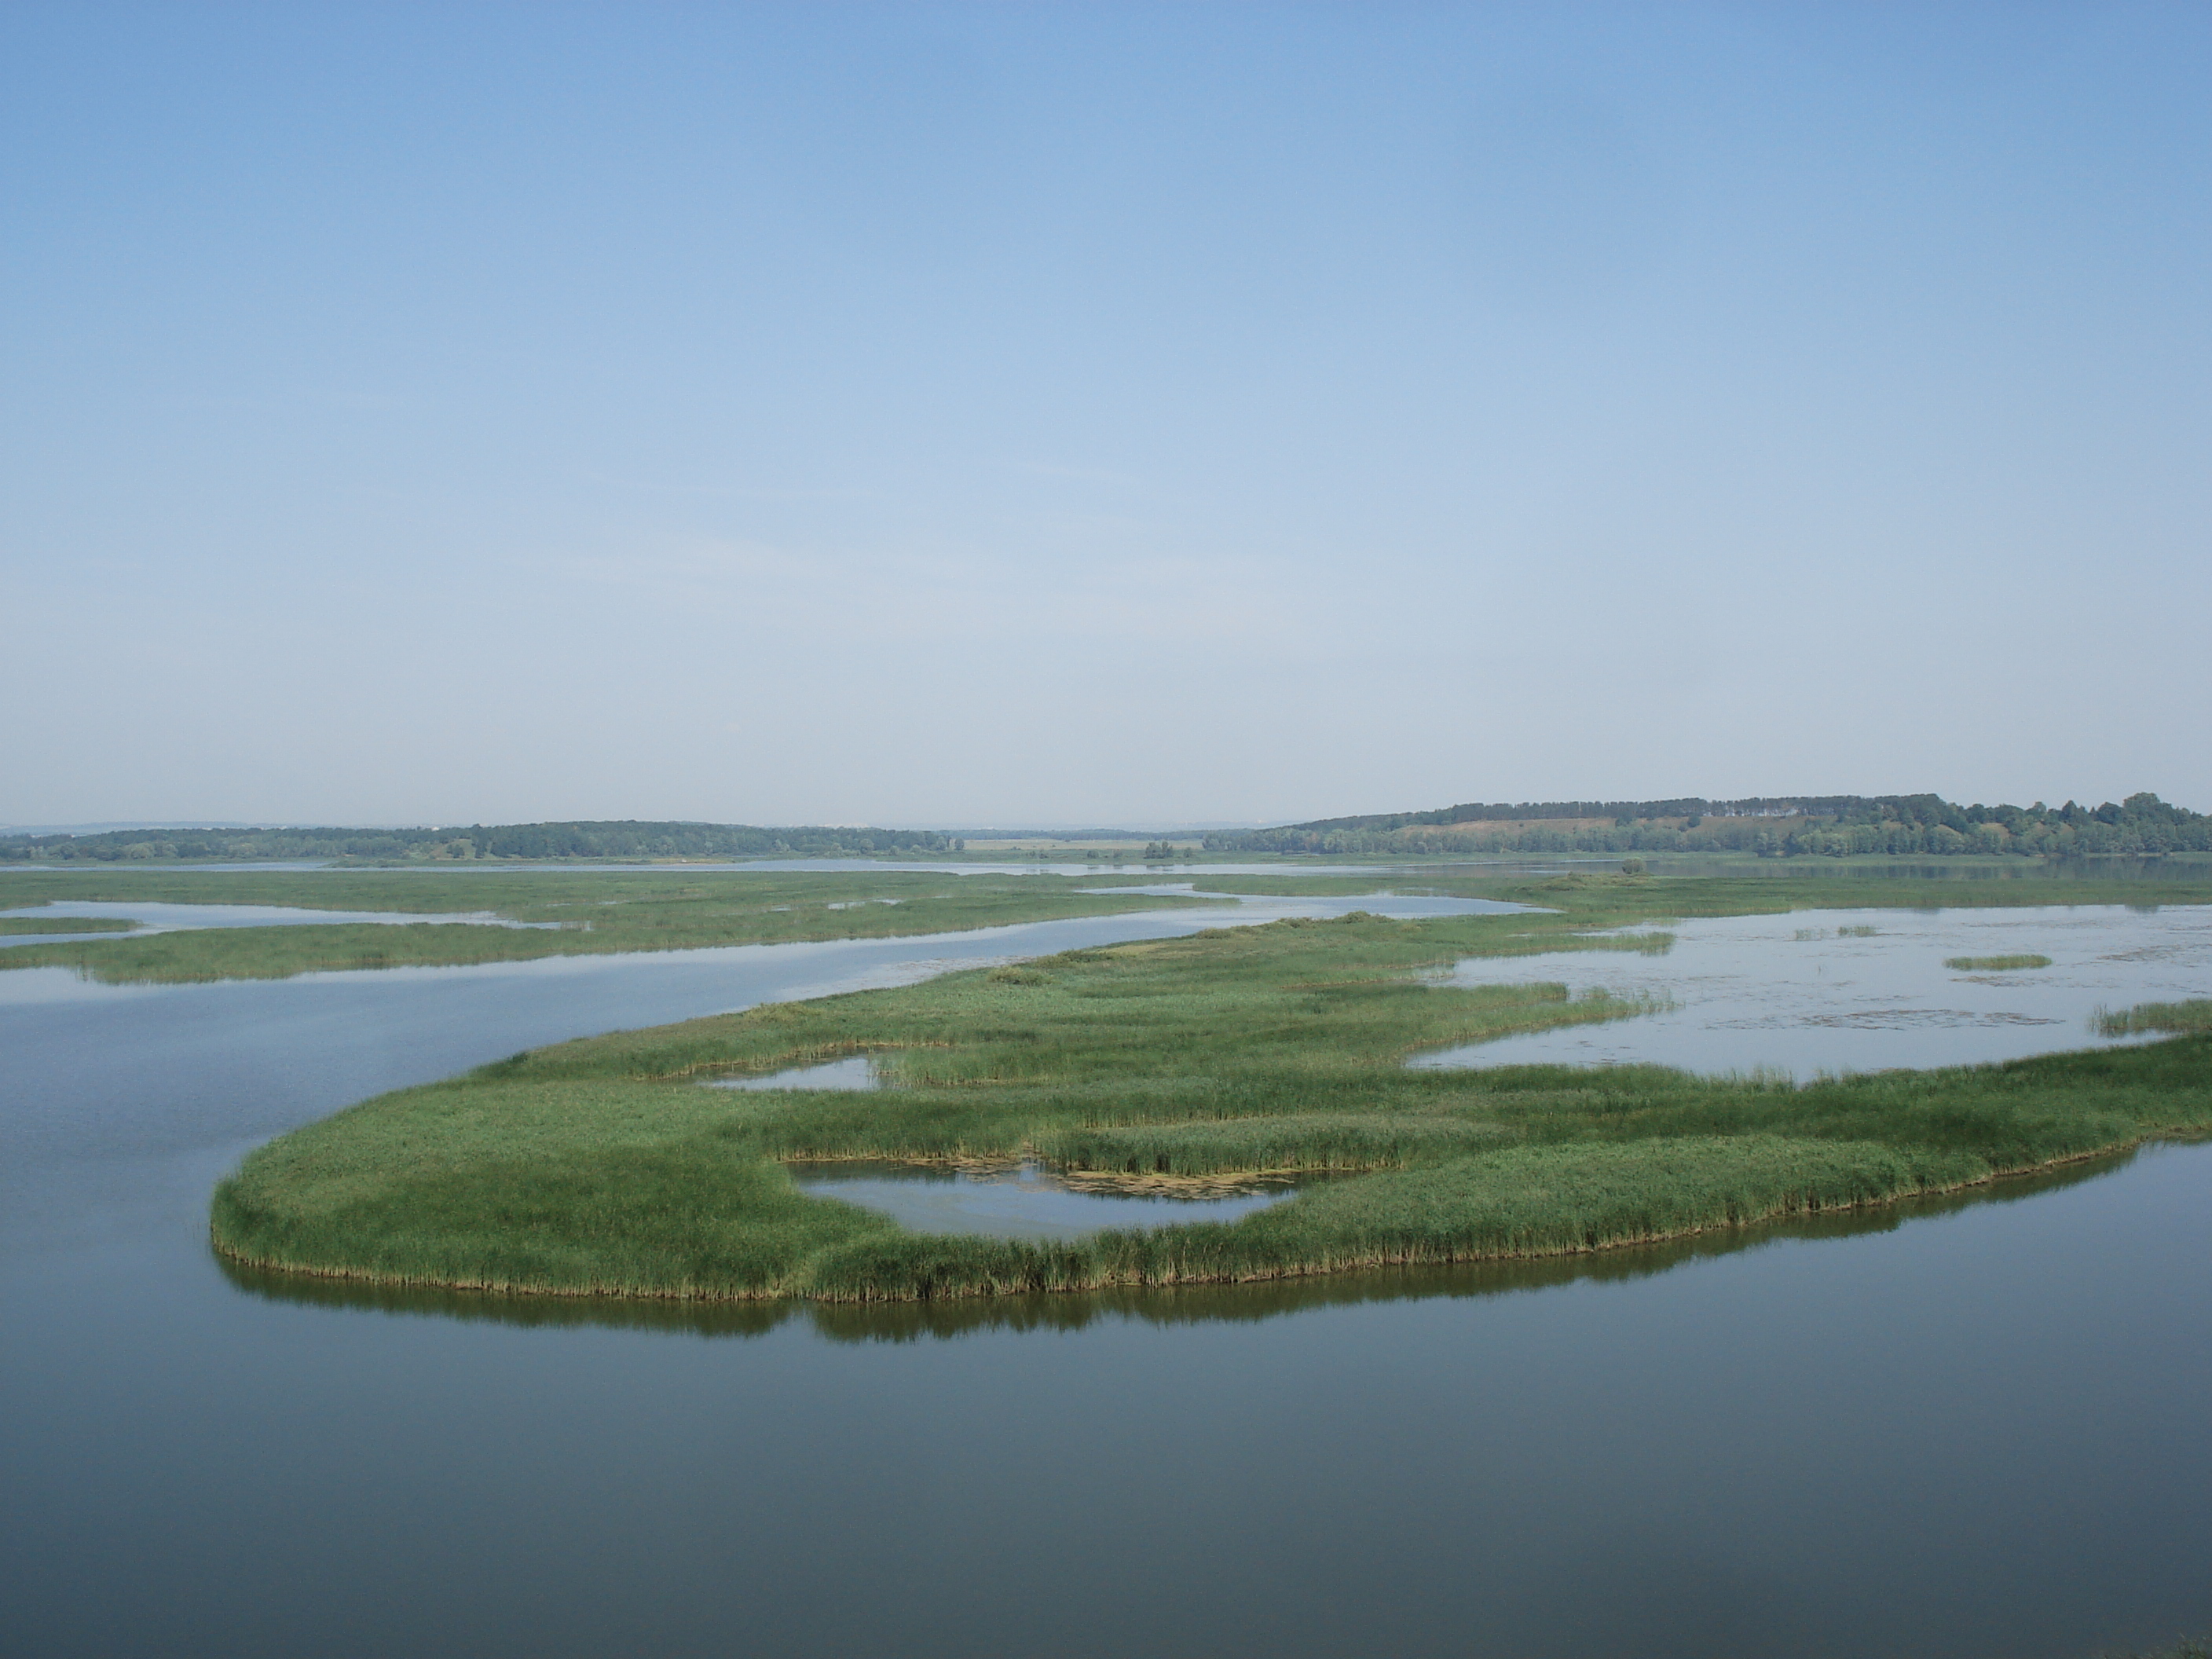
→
(705, 1054, 886, 1091)
(2, 889, 2207, 1659)
(788, 1159, 1295, 1238)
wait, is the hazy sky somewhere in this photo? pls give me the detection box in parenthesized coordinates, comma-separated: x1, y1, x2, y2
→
(5, 3, 2207, 828)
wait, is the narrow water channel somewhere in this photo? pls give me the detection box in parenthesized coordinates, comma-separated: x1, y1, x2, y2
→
(0, 897, 563, 946)
(2, 894, 2207, 1659)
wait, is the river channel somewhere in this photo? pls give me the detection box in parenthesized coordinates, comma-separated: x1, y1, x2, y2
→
(2, 890, 2207, 1658)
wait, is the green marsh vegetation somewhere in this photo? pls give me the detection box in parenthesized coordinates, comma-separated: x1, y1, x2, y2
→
(1947, 953, 2054, 971)
(0, 869, 1207, 983)
(2096, 1000, 2212, 1037)
(211, 873, 2212, 1304)
(221, 1142, 2135, 1340)
(0, 913, 138, 934)
(1170, 866, 2212, 914)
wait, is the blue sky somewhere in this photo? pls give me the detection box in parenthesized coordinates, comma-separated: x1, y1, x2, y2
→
(5, 3, 2207, 827)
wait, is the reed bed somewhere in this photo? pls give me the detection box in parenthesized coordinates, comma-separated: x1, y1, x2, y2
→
(2095, 999, 2212, 1037)
(211, 899, 2212, 1303)
(0, 914, 138, 934)
(1946, 953, 2053, 971)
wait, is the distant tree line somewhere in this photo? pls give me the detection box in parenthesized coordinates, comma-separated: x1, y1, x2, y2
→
(1207, 793, 2211, 859)
(0, 820, 954, 864)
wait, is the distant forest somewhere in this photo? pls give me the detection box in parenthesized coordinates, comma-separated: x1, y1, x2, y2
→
(9, 795, 2205, 864)
(1207, 793, 2211, 859)
(0, 821, 954, 864)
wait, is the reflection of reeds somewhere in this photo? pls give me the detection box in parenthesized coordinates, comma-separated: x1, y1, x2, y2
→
(1946, 954, 2053, 972)
(222, 1144, 2152, 1339)
(798, 1138, 1994, 1302)
(2095, 999, 2212, 1037)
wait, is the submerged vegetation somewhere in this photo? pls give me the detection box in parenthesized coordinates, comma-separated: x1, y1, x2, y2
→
(2096, 1000, 2212, 1038)
(211, 883, 2212, 1305)
(1946, 953, 2054, 971)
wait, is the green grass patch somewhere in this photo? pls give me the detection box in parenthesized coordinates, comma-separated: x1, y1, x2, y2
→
(211, 903, 2212, 1303)
(1946, 953, 2053, 971)
(0, 869, 1207, 983)
(0, 914, 138, 934)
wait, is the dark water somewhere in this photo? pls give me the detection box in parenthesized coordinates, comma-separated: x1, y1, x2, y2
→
(2, 903, 2209, 1657)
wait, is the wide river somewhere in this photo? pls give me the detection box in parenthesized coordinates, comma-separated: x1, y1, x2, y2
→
(2, 892, 2208, 1658)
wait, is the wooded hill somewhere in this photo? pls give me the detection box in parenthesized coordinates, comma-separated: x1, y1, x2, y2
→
(0, 821, 953, 864)
(1209, 793, 2210, 859)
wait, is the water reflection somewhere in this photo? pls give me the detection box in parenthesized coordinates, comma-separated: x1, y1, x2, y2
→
(702, 1055, 884, 1091)
(0, 898, 559, 949)
(788, 1158, 1295, 1238)
(16, 871, 2212, 1658)
(1418, 903, 2210, 1079)
(215, 1141, 2152, 1342)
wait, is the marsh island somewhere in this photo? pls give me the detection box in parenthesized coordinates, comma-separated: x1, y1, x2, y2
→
(210, 872, 2212, 1303)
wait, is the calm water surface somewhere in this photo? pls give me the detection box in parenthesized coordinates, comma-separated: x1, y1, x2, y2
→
(2, 892, 2208, 1659)
(789, 1159, 1295, 1237)
(706, 1054, 888, 1090)
(0, 898, 558, 947)
(1418, 903, 2210, 1078)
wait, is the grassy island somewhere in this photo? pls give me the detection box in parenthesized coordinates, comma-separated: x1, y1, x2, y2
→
(0, 914, 138, 935)
(0, 869, 1207, 983)
(211, 878, 2212, 1304)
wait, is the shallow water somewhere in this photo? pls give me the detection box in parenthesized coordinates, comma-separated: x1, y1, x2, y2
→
(0, 898, 556, 949)
(2, 854, 1624, 881)
(789, 1159, 1294, 1238)
(3, 886, 2209, 1657)
(705, 1055, 884, 1091)
(0, 890, 1518, 1226)
(1416, 903, 2211, 1078)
